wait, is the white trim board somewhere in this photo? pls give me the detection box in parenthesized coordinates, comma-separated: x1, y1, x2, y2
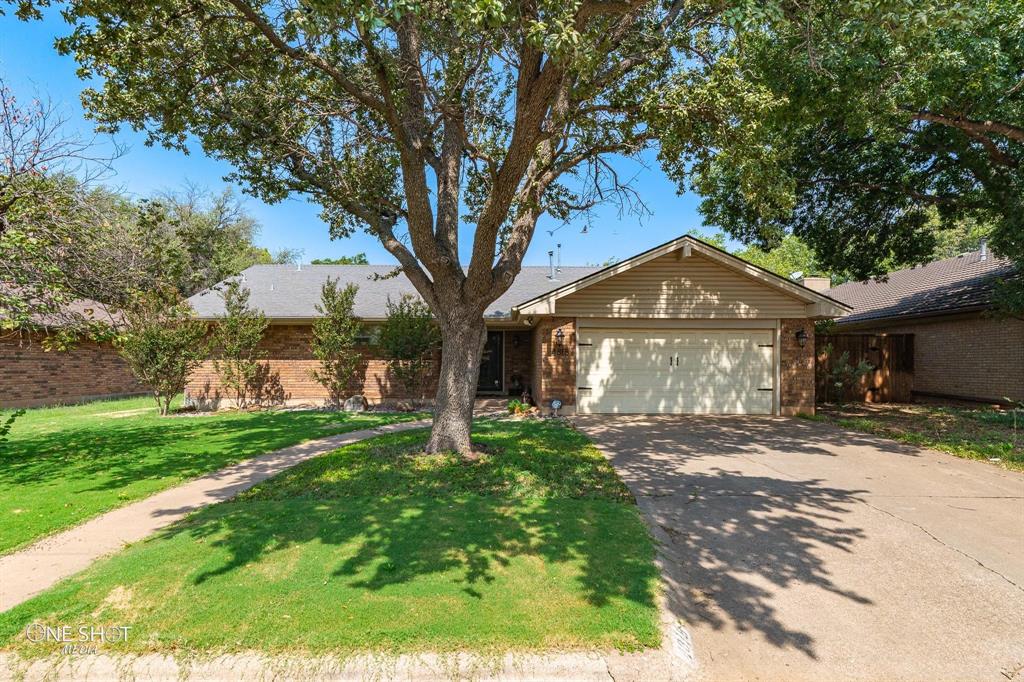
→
(513, 235, 851, 319)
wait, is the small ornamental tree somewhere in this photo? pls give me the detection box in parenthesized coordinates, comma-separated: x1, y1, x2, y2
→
(117, 290, 208, 415)
(818, 343, 874, 405)
(212, 279, 269, 409)
(378, 295, 440, 400)
(310, 279, 362, 407)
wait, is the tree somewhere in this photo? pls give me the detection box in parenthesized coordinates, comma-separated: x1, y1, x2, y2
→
(735, 235, 827, 281)
(930, 215, 993, 261)
(310, 254, 369, 265)
(116, 290, 209, 415)
(309, 279, 362, 407)
(19, 0, 848, 453)
(818, 343, 873, 405)
(378, 294, 440, 400)
(0, 76, 124, 339)
(694, 1, 1022, 290)
(212, 279, 269, 409)
(156, 187, 271, 296)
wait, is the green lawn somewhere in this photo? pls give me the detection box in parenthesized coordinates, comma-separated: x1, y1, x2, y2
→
(0, 396, 419, 554)
(807, 403, 1024, 471)
(0, 420, 660, 656)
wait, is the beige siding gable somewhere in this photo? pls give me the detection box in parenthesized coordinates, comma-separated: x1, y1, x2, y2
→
(555, 252, 806, 319)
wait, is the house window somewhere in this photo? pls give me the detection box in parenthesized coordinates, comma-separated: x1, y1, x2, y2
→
(355, 327, 379, 345)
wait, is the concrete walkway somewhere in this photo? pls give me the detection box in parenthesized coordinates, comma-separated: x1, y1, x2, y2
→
(0, 419, 431, 612)
(576, 415, 1024, 682)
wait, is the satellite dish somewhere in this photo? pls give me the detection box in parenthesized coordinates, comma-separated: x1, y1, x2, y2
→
(790, 270, 804, 281)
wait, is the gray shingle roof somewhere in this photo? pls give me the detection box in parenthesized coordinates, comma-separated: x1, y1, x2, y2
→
(187, 264, 601, 320)
(826, 249, 1018, 325)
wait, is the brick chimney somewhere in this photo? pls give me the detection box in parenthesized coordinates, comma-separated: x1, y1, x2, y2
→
(799, 276, 831, 292)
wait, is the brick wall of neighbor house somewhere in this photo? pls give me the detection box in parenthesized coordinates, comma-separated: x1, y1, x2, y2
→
(0, 332, 146, 409)
(186, 324, 440, 408)
(503, 330, 533, 399)
(780, 318, 816, 415)
(531, 318, 576, 409)
(854, 314, 1024, 402)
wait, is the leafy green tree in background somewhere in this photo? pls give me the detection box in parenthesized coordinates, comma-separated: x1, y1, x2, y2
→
(309, 280, 362, 407)
(116, 290, 209, 416)
(310, 254, 369, 265)
(212, 280, 269, 409)
(378, 295, 440, 401)
(735, 235, 827, 281)
(693, 1, 1022, 295)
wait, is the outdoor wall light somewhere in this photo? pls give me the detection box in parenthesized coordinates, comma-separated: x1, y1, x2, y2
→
(551, 327, 567, 357)
(795, 329, 809, 348)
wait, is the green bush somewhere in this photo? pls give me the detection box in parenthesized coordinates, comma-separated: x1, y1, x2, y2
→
(377, 295, 440, 399)
(117, 290, 209, 415)
(212, 280, 269, 409)
(310, 279, 362, 407)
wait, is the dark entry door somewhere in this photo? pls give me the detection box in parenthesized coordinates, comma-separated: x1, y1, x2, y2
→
(477, 331, 504, 394)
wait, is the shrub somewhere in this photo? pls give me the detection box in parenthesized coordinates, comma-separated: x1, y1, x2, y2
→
(310, 279, 362, 406)
(507, 399, 530, 415)
(117, 290, 209, 415)
(378, 295, 440, 399)
(212, 280, 269, 409)
(819, 343, 873, 405)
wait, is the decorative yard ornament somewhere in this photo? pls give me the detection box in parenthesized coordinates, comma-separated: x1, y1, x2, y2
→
(550, 399, 563, 417)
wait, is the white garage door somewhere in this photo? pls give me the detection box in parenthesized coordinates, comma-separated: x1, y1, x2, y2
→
(576, 329, 775, 414)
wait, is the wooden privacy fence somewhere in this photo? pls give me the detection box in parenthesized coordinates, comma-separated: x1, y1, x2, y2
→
(816, 334, 914, 403)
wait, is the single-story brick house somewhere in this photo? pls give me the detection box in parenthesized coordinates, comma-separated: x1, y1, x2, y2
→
(0, 296, 145, 409)
(823, 244, 1023, 403)
(186, 235, 850, 415)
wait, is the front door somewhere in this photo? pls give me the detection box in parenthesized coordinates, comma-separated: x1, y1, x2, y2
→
(477, 330, 504, 394)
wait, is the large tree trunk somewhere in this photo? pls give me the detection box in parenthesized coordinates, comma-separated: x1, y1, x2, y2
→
(426, 316, 488, 454)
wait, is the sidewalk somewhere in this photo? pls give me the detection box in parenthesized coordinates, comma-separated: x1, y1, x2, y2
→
(0, 419, 431, 612)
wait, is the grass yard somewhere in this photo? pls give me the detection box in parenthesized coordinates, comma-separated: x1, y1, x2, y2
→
(0, 420, 660, 656)
(0, 396, 419, 554)
(808, 402, 1024, 471)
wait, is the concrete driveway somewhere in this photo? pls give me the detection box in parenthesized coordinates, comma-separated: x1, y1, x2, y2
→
(575, 415, 1024, 682)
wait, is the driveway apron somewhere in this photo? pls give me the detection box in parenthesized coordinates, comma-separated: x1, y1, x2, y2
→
(576, 415, 1024, 682)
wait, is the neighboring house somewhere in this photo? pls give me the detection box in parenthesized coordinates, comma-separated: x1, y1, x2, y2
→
(186, 235, 850, 415)
(0, 295, 146, 409)
(824, 244, 1023, 403)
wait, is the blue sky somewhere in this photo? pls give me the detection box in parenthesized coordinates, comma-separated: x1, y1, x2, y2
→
(0, 11, 731, 267)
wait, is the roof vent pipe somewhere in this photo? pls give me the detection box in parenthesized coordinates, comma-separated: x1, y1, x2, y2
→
(548, 250, 555, 280)
(556, 243, 562, 273)
(979, 238, 988, 262)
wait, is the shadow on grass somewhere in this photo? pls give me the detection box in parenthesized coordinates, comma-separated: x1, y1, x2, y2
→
(0, 410, 396, 495)
(177, 493, 655, 611)
(170, 421, 655, 610)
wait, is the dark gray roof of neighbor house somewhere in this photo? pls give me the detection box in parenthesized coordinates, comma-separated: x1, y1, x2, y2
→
(826, 248, 1018, 325)
(187, 264, 601, 320)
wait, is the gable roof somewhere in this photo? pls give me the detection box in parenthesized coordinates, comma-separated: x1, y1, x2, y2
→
(511, 235, 851, 318)
(187, 264, 601, 321)
(827, 249, 1018, 325)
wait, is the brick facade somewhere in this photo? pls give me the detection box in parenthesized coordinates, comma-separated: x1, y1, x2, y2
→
(848, 313, 1024, 402)
(184, 317, 821, 415)
(780, 318, 816, 415)
(185, 324, 440, 408)
(0, 332, 146, 409)
(531, 317, 576, 410)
